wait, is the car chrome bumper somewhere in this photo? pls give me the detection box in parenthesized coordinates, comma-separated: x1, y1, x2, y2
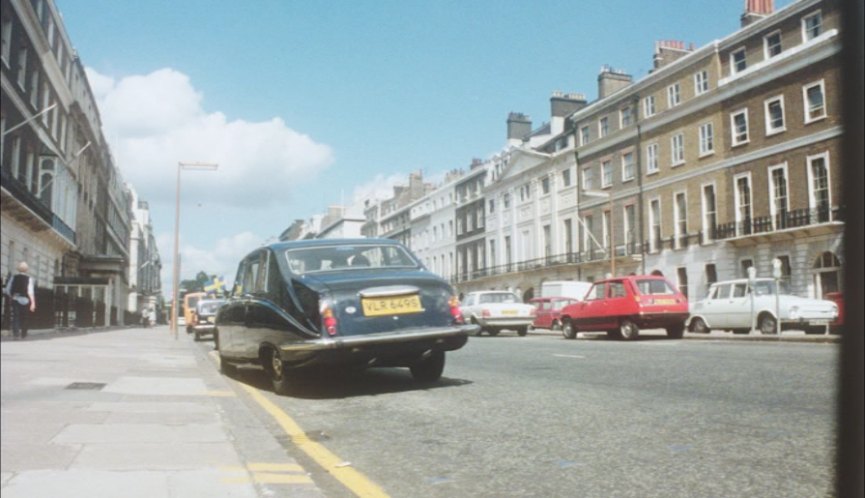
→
(478, 318, 534, 327)
(279, 324, 478, 353)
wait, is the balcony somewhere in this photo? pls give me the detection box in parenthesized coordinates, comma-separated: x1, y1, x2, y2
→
(714, 206, 843, 247)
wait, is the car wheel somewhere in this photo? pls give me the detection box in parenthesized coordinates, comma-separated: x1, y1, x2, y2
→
(690, 318, 710, 334)
(619, 319, 639, 340)
(666, 323, 685, 339)
(517, 326, 528, 337)
(562, 320, 577, 339)
(218, 354, 236, 376)
(470, 318, 484, 336)
(758, 314, 778, 335)
(269, 349, 291, 395)
(410, 351, 445, 382)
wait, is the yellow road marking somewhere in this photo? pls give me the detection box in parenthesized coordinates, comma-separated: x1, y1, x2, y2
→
(240, 383, 390, 498)
(247, 462, 304, 472)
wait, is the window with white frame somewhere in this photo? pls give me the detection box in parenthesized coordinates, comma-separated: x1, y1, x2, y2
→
(671, 133, 685, 166)
(582, 215, 594, 254)
(802, 10, 823, 41)
(602, 210, 611, 248)
(803, 80, 826, 123)
(601, 160, 613, 188)
(646, 143, 659, 174)
(621, 151, 635, 181)
(582, 167, 595, 190)
(699, 122, 714, 156)
(16, 47, 27, 88)
(519, 183, 531, 202)
(769, 164, 789, 229)
(620, 106, 633, 127)
(674, 192, 687, 248)
(764, 30, 783, 58)
(541, 176, 550, 195)
(734, 174, 752, 235)
(701, 184, 717, 243)
(561, 168, 572, 187)
(503, 192, 510, 208)
(624, 204, 636, 251)
(765, 95, 785, 135)
(1, 16, 12, 66)
(599, 117, 609, 138)
(649, 198, 661, 252)
(731, 109, 749, 146)
(563, 219, 573, 254)
(731, 48, 747, 74)
(667, 83, 681, 108)
(29, 69, 40, 108)
(808, 153, 831, 220)
(643, 95, 656, 117)
(580, 126, 590, 146)
(694, 70, 709, 95)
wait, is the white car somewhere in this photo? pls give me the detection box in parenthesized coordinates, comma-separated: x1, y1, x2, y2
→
(460, 291, 536, 336)
(687, 278, 838, 335)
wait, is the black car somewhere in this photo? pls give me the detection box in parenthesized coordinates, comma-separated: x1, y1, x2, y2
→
(192, 298, 226, 341)
(215, 238, 477, 394)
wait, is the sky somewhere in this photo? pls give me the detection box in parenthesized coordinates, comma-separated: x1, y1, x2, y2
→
(55, 0, 793, 295)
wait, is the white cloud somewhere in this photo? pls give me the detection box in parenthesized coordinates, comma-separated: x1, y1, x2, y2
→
(156, 231, 262, 294)
(351, 172, 410, 205)
(86, 67, 334, 208)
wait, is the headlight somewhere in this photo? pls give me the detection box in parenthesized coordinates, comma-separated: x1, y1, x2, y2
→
(789, 305, 800, 320)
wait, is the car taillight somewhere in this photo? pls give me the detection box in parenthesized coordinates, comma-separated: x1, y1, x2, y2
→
(481, 308, 491, 318)
(449, 296, 464, 324)
(320, 303, 338, 336)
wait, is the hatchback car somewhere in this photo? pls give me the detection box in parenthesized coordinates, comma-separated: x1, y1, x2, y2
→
(215, 239, 477, 394)
(460, 290, 536, 336)
(687, 278, 838, 335)
(559, 275, 689, 340)
(191, 298, 226, 341)
(528, 297, 580, 331)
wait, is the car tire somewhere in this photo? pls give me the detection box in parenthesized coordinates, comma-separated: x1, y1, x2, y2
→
(690, 318, 710, 334)
(268, 349, 291, 395)
(470, 318, 484, 336)
(562, 320, 577, 339)
(410, 351, 445, 382)
(666, 323, 685, 339)
(619, 319, 639, 340)
(517, 326, 528, 337)
(218, 354, 237, 376)
(758, 314, 778, 335)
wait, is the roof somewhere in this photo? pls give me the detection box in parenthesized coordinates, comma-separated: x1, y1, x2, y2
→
(268, 238, 400, 251)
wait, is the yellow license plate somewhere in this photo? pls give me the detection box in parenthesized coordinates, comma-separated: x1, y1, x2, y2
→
(207, 316, 215, 323)
(501, 309, 518, 315)
(362, 295, 424, 317)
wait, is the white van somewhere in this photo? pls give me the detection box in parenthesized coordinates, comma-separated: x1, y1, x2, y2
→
(540, 280, 592, 301)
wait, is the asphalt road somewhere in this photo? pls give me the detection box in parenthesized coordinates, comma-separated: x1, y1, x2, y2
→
(208, 332, 839, 498)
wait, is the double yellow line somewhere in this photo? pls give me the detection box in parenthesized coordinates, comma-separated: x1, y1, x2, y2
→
(240, 384, 390, 498)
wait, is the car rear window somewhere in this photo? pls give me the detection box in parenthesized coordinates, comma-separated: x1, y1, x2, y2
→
(283, 244, 418, 274)
(635, 279, 676, 295)
(479, 292, 519, 304)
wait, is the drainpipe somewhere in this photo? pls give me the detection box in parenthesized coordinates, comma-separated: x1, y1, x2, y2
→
(633, 96, 647, 274)
(571, 121, 582, 281)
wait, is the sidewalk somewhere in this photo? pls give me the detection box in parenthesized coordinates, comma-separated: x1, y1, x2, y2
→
(0, 326, 324, 498)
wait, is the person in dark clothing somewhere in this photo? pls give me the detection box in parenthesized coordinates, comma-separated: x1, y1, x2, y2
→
(3, 262, 36, 340)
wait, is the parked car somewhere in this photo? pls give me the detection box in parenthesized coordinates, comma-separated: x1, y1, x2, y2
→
(191, 298, 226, 341)
(687, 278, 838, 335)
(183, 291, 206, 333)
(460, 290, 536, 336)
(215, 239, 477, 394)
(559, 275, 690, 340)
(824, 291, 844, 334)
(528, 296, 580, 331)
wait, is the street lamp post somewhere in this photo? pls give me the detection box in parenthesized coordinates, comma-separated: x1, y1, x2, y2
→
(170, 162, 218, 339)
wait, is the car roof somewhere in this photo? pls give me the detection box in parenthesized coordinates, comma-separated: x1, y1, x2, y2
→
(529, 296, 574, 301)
(267, 238, 400, 251)
(593, 274, 666, 284)
(709, 278, 773, 285)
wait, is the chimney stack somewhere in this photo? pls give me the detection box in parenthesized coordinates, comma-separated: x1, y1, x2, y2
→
(597, 65, 632, 99)
(550, 91, 588, 135)
(507, 112, 532, 145)
(651, 40, 695, 71)
(741, 0, 774, 27)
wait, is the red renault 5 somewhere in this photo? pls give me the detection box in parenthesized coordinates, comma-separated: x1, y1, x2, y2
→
(559, 275, 689, 340)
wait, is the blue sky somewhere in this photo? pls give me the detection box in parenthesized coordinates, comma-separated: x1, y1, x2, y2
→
(55, 0, 793, 293)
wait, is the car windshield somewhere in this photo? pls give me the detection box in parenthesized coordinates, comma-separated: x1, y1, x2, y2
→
(478, 292, 520, 304)
(198, 300, 226, 314)
(283, 244, 418, 274)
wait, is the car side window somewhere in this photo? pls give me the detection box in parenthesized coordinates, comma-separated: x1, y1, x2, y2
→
(732, 283, 748, 298)
(253, 251, 269, 293)
(715, 283, 731, 299)
(233, 261, 247, 297)
(706, 286, 718, 300)
(609, 281, 627, 298)
(587, 284, 606, 300)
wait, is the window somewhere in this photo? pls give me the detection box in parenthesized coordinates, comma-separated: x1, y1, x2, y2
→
(731, 109, 749, 146)
(702, 184, 717, 243)
(29, 70, 40, 108)
(489, 240, 496, 267)
(643, 95, 656, 117)
(1, 16, 11, 65)
(674, 192, 687, 248)
(764, 30, 783, 58)
(705, 264, 718, 287)
(807, 153, 831, 221)
(623, 204, 636, 253)
(621, 152, 635, 182)
(671, 133, 685, 166)
(581, 215, 594, 254)
(561, 168, 572, 187)
(769, 164, 789, 230)
(11, 137, 21, 179)
(582, 167, 595, 190)
(731, 48, 747, 74)
(777, 255, 792, 287)
(563, 219, 573, 254)
(812, 251, 840, 298)
(764, 95, 785, 135)
(677, 268, 689, 299)
(802, 10, 823, 41)
(620, 106, 633, 127)
(16, 47, 27, 88)
(735, 174, 752, 235)
(599, 117, 609, 138)
(488, 199, 495, 214)
(601, 160, 613, 188)
(698, 123, 714, 156)
(602, 210, 611, 249)
(740, 259, 754, 279)
(694, 70, 709, 95)
(803, 80, 826, 123)
(519, 183, 531, 202)
(646, 143, 659, 174)
(580, 126, 590, 146)
(649, 198, 661, 252)
(667, 83, 681, 108)
(543, 225, 552, 258)
(541, 176, 550, 195)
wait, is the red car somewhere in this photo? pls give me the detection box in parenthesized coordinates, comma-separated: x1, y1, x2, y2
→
(559, 275, 689, 340)
(528, 297, 580, 331)
(824, 292, 844, 334)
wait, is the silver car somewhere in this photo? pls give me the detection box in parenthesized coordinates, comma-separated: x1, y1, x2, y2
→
(460, 291, 536, 336)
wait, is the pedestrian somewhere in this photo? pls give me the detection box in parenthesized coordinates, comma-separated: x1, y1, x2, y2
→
(3, 262, 36, 340)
